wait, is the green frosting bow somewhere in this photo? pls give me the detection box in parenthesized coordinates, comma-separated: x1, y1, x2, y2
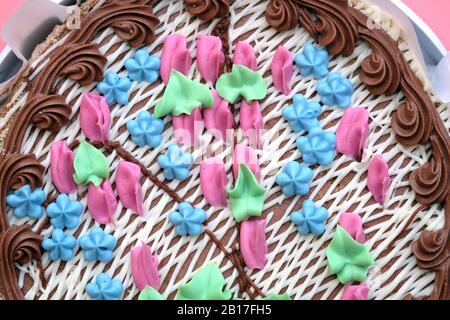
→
(73, 140, 109, 187)
(216, 64, 267, 103)
(154, 70, 213, 118)
(138, 287, 165, 300)
(227, 164, 266, 223)
(326, 226, 374, 284)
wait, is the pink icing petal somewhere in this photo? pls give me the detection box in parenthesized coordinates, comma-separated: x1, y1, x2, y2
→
(200, 157, 228, 207)
(203, 90, 233, 141)
(233, 41, 257, 70)
(80, 92, 111, 143)
(240, 218, 267, 270)
(341, 284, 369, 300)
(233, 144, 260, 181)
(172, 108, 203, 146)
(240, 100, 264, 149)
(160, 34, 192, 84)
(131, 242, 160, 291)
(339, 213, 365, 243)
(197, 35, 224, 84)
(116, 161, 143, 216)
(50, 141, 77, 194)
(336, 107, 369, 161)
(367, 155, 391, 206)
(271, 46, 293, 95)
(87, 180, 117, 225)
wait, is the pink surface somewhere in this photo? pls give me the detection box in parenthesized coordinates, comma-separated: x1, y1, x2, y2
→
(0, 0, 25, 50)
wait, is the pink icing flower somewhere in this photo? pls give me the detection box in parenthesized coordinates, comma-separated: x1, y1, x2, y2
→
(341, 284, 369, 300)
(87, 180, 117, 225)
(197, 35, 224, 84)
(336, 107, 369, 161)
(50, 141, 77, 194)
(131, 242, 160, 291)
(271, 46, 293, 95)
(200, 157, 228, 207)
(116, 161, 143, 216)
(172, 108, 203, 146)
(80, 92, 111, 143)
(240, 100, 264, 149)
(233, 41, 257, 70)
(160, 34, 192, 84)
(240, 218, 267, 270)
(203, 90, 233, 141)
(233, 144, 260, 181)
(367, 155, 391, 205)
(339, 213, 365, 243)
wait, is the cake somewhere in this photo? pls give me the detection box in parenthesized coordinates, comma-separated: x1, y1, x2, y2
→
(0, 0, 449, 300)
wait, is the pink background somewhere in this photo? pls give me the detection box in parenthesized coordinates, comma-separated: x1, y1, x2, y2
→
(0, 0, 449, 51)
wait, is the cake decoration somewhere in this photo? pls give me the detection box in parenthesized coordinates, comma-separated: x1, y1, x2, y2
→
(160, 34, 192, 85)
(80, 93, 111, 143)
(87, 181, 117, 225)
(6, 185, 46, 219)
(172, 108, 203, 146)
(184, 0, 230, 22)
(233, 41, 257, 70)
(169, 202, 207, 237)
(124, 49, 160, 83)
(138, 286, 165, 300)
(282, 94, 322, 133)
(276, 161, 313, 197)
(41, 229, 77, 262)
(240, 218, 268, 270)
(73, 141, 109, 187)
(203, 90, 233, 141)
(131, 242, 160, 291)
(239, 100, 264, 148)
(233, 144, 260, 181)
(116, 161, 143, 216)
(46, 194, 83, 230)
(341, 284, 369, 300)
(336, 107, 369, 161)
(272, 46, 293, 95)
(227, 164, 266, 223)
(296, 127, 336, 166)
(317, 73, 354, 108)
(157, 144, 193, 181)
(294, 43, 329, 79)
(197, 35, 225, 84)
(97, 73, 132, 106)
(262, 293, 291, 300)
(127, 111, 164, 148)
(291, 200, 329, 236)
(265, 0, 299, 31)
(339, 213, 365, 243)
(79, 227, 116, 262)
(200, 157, 228, 207)
(50, 141, 77, 194)
(367, 155, 391, 205)
(86, 273, 123, 300)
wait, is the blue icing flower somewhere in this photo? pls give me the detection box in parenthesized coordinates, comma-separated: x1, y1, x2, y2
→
(125, 49, 160, 82)
(296, 127, 336, 166)
(79, 227, 116, 262)
(41, 229, 77, 261)
(282, 94, 322, 132)
(291, 199, 329, 236)
(6, 185, 46, 219)
(275, 161, 313, 197)
(317, 73, 353, 108)
(169, 202, 207, 236)
(157, 144, 193, 181)
(127, 111, 164, 148)
(86, 273, 124, 300)
(97, 73, 132, 105)
(295, 43, 329, 79)
(46, 194, 83, 229)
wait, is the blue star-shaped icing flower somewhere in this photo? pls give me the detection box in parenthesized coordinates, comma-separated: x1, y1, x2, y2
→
(6, 185, 46, 219)
(41, 229, 77, 261)
(295, 43, 329, 79)
(86, 273, 124, 300)
(296, 127, 336, 166)
(127, 111, 164, 148)
(79, 227, 116, 262)
(169, 202, 207, 236)
(124, 49, 160, 82)
(282, 94, 322, 132)
(275, 161, 313, 197)
(46, 194, 83, 229)
(157, 144, 193, 181)
(97, 73, 132, 105)
(317, 73, 353, 108)
(291, 200, 329, 236)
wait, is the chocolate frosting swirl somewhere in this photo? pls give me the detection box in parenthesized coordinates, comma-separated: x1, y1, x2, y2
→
(265, 0, 299, 31)
(184, 0, 229, 21)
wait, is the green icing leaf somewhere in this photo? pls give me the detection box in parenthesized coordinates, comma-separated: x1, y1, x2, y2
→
(227, 164, 266, 223)
(73, 140, 109, 187)
(326, 226, 374, 284)
(154, 70, 213, 118)
(216, 64, 267, 103)
(262, 293, 291, 300)
(175, 263, 231, 300)
(138, 287, 165, 300)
